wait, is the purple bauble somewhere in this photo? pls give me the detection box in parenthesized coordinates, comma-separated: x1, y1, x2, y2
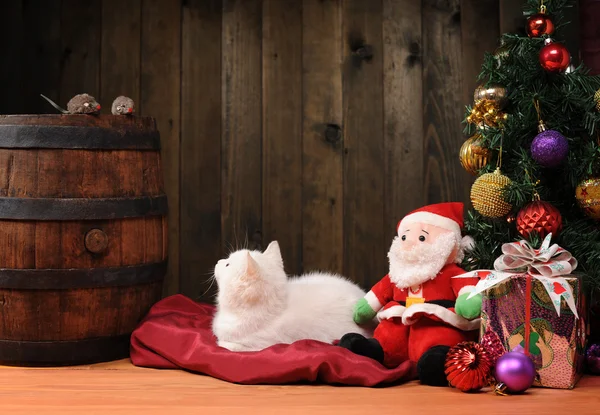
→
(585, 344, 600, 375)
(495, 351, 536, 393)
(531, 129, 569, 168)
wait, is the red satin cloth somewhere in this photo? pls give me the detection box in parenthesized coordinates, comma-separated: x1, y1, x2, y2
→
(130, 294, 415, 386)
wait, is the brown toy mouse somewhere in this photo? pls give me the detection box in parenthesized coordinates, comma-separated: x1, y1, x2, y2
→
(111, 96, 135, 115)
(41, 93, 101, 115)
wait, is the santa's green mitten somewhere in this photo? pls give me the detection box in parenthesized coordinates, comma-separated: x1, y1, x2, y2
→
(353, 298, 377, 324)
(455, 292, 482, 320)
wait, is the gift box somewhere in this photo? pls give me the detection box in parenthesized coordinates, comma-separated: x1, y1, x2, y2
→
(456, 234, 588, 389)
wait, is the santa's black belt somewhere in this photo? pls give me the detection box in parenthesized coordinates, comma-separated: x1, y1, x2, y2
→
(396, 299, 455, 309)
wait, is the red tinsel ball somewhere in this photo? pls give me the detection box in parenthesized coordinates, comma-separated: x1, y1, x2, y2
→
(526, 13, 554, 37)
(480, 329, 506, 368)
(445, 341, 493, 392)
(516, 200, 563, 240)
(540, 41, 571, 72)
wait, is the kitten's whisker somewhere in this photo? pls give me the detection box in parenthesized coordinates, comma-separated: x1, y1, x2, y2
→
(200, 274, 216, 297)
(233, 226, 239, 251)
(225, 240, 234, 256)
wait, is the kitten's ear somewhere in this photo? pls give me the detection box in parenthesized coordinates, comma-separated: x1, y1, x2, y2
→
(244, 252, 260, 280)
(263, 241, 283, 265)
(240, 252, 262, 305)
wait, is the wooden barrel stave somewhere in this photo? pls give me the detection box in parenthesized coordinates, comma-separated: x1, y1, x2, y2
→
(0, 282, 162, 340)
(0, 150, 163, 198)
(0, 114, 167, 366)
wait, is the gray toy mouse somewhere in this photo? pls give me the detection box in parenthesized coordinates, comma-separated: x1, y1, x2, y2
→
(41, 93, 101, 115)
(111, 96, 135, 115)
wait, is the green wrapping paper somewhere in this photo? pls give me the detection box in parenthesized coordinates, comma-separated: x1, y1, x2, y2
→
(480, 274, 587, 389)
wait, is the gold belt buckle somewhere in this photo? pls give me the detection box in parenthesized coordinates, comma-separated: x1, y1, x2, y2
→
(406, 297, 425, 308)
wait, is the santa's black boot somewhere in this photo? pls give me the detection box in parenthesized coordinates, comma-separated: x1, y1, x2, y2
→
(417, 345, 451, 386)
(338, 333, 385, 364)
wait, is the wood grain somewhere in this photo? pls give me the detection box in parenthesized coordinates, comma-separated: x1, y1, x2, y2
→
(382, 0, 424, 245)
(561, 0, 580, 66)
(0, 284, 162, 340)
(342, 0, 386, 288)
(460, 0, 500, 107)
(0, 2, 24, 114)
(302, 0, 344, 275)
(0, 117, 166, 363)
(21, 0, 61, 114)
(100, 0, 141, 106)
(141, 0, 181, 297)
(0, 217, 163, 268)
(181, 0, 222, 301)
(262, 0, 303, 275)
(580, 0, 600, 75)
(2, 3, 527, 300)
(499, 0, 524, 35)
(221, 0, 263, 252)
(422, 0, 469, 205)
(459, 0, 501, 210)
(1, 360, 599, 415)
(59, 1, 101, 104)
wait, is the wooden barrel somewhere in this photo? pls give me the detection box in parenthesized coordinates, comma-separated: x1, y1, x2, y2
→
(0, 114, 167, 366)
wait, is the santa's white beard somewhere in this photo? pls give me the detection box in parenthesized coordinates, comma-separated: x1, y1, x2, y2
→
(387, 232, 458, 289)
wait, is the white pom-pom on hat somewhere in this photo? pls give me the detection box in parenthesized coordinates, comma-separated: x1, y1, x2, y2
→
(460, 235, 475, 251)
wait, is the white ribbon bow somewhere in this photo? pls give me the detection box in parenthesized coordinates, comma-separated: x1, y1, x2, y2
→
(454, 233, 579, 318)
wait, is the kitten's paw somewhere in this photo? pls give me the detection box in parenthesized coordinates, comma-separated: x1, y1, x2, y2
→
(217, 340, 247, 352)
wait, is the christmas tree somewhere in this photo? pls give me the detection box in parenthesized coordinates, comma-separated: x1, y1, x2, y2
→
(460, 0, 600, 292)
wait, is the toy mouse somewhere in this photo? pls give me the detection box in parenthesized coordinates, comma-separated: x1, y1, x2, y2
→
(41, 93, 101, 115)
(111, 96, 135, 115)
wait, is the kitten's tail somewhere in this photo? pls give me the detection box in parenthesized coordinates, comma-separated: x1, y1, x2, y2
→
(40, 94, 68, 114)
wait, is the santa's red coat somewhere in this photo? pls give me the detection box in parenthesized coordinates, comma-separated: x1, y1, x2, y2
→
(363, 263, 480, 368)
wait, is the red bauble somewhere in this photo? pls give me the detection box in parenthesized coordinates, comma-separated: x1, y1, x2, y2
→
(527, 13, 555, 37)
(540, 41, 571, 72)
(516, 200, 563, 239)
(445, 341, 493, 392)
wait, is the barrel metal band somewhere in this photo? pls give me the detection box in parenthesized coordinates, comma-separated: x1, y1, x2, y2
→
(0, 260, 167, 289)
(0, 195, 168, 220)
(0, 125, 161, 150)
(0, 335, 131, 366)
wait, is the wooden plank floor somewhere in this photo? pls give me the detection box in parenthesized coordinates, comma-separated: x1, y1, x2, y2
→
(1, 359, 599, 415)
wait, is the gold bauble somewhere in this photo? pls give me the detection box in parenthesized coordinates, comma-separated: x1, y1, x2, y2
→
(470, 168, 513, 218)
(494, 44, 510, 63)
(474, 84, 508, 109)
(576, 177, 600, 220)
(594, 89, 600, 112)
(459, 134, 492, 175)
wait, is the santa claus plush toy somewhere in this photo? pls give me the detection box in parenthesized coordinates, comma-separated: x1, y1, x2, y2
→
(339, 202, 482, 386)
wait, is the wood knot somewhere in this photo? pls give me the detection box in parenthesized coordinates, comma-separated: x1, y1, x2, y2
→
(352, 44, 374, 61)
(324, 124, 342, 143)
(251, 230, 263, 250)
(84, 229, 109, 254)
(406, 41, 422, 67)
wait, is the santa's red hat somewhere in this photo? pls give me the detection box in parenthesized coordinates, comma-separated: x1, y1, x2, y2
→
(397, 202, 474, 250)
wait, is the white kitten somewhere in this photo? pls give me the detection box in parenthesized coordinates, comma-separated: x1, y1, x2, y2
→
(212, 241, 373, 352)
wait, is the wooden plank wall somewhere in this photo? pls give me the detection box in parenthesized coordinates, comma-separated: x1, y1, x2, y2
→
(1, 0, 569, 301)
